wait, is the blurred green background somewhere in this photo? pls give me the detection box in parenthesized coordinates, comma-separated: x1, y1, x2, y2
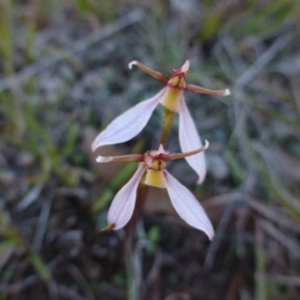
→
(1, 0, 300, 299)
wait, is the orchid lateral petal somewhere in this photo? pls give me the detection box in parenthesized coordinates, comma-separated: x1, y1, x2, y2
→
(92, 89, 165, 151)
(179, 98, 207, 184)
(166, 140, 209, 161)
(163, 171, 214, 240)
(107, 164, 146, 230)
(128, 60, 169, 85)
(185, 84, 230, 97)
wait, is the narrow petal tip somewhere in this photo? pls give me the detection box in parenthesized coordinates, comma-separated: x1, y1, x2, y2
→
(158, 144, 166, 154)
(101, 224, 115, 231)
(96, 156, 113, 163)
(91, 142, 98, 152)
(181, 60, 190, 73)
(208, 230, 215, 240)
(204, 140, 209, 149)
(128, 60, 137, 69)
(224, 89, 231, 96)
(197, 176, 205, 185)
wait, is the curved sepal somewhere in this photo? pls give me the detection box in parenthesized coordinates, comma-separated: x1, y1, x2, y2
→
(179, 98, 207, 183)
(92, 89, 165, 151)
(163, 171, 214, 240)
(107, 164, 146, 230)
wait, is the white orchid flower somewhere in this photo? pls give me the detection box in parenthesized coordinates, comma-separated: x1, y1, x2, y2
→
(92, 60, 230, 184)
(96, 142, 214, 240)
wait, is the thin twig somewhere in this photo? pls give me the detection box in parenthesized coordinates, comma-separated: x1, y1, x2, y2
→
(57, 284, 88, 300)
(17, 183, 44, 211)
(261, 220, 300, 259)
(67, 265, 95, 300)
(33, 192, 54, 252)
(261, 274, 300, 286)
(234, 33, 293, 89)
(204, 202, 236, 270)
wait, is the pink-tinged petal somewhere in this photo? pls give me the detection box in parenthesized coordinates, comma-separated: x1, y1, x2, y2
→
(179, 98, 207, 184)
(180, 60, 190, 73)
(163, 171, 214, 240)
(92, 89, 166, 151)
(156, 144, 169, 156)
(107, 164, 146, 230)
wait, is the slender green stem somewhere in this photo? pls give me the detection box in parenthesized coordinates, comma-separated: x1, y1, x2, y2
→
(124, 180, 148, 300)
(124, 105, 175, 300)
(125, 234, 137, 300)
(159, 108, 176, 145)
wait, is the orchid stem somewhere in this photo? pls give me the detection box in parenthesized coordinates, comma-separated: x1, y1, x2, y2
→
(125, 182, 148, 300)
(159, 108, 175, 145)
(124, 107, 175, 299)
(125, 235, 137, 300)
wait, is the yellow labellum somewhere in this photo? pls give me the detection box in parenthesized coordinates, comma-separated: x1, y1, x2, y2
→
(145, 169, 165, 188)
(159, 88, 181, 112)
(159, 76, 186, 112)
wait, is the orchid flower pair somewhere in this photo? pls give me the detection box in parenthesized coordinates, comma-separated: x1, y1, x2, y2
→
(96, 142, 214, 240)
(92, 60, 230, 184)
(92, 60, 230, 239)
